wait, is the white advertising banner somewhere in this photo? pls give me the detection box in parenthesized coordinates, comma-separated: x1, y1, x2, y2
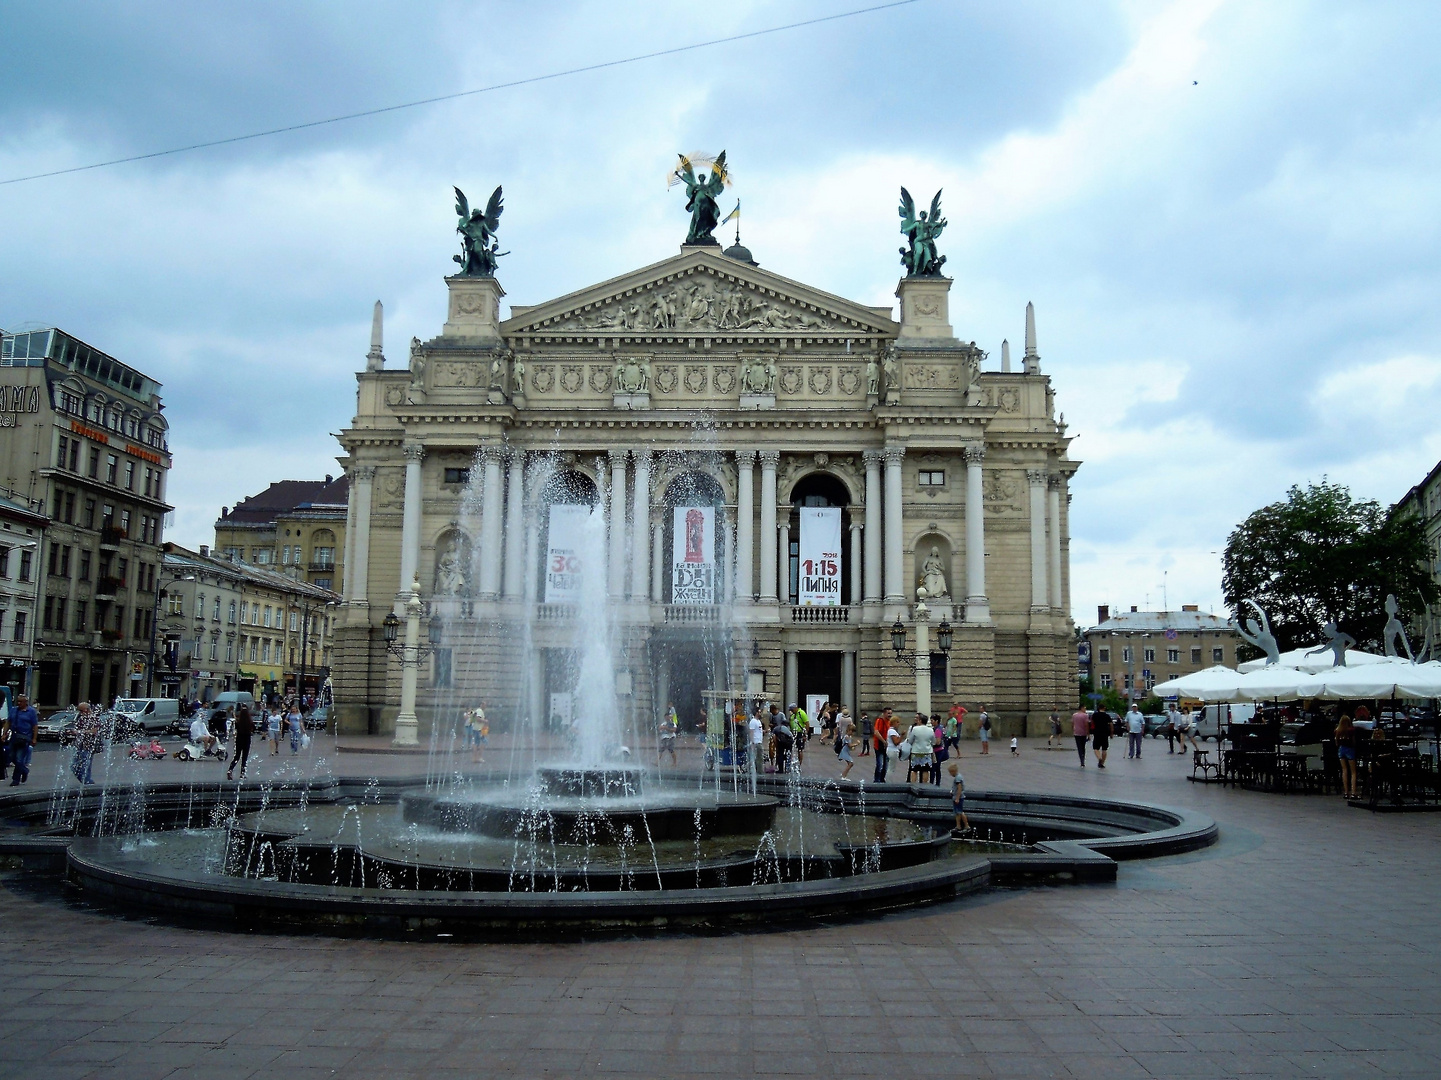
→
(544, 504, 590, 603)
(797, 506, 842, 606)
(671, 506, 715, 604)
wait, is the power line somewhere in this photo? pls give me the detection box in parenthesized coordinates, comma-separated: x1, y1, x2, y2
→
(1, 0, 923, 187)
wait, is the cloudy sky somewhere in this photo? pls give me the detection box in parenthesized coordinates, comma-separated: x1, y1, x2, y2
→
(3, 0, 1439, 626)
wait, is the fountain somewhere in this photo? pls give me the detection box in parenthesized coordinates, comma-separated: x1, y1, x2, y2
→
(0, 445, 1217, 937)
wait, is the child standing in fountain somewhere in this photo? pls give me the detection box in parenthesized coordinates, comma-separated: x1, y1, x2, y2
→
(657, 709, 678, 766)
(948, 761, 970, 836)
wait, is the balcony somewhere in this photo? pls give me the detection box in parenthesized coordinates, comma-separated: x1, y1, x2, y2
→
(95, 575, 125, 597)
(790, 605, 853, 624)
(536, 604, 577, 621)
(308, 561, 336, 572)
(663, 605, 720, 624)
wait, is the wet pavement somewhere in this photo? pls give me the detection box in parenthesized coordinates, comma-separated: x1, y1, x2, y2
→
(3, 732, 1439, 1078)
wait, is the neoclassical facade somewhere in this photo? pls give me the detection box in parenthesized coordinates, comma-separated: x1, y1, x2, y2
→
(333, 239, 1079, 737)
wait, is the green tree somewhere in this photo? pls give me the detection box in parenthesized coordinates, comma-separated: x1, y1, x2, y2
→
(1222, 480, 1436, 652)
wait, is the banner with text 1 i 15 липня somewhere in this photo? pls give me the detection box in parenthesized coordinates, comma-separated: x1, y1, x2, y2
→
(671, 505, 715, 604)
(797, 506, 841, 606)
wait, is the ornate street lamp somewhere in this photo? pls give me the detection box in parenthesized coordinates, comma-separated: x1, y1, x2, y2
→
(385, 579, 443, 747)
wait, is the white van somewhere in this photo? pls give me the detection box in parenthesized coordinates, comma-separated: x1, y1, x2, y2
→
(113, 697, 181, 734)
(210, 691, 255, 716)
(1194, 703, 1256, 741)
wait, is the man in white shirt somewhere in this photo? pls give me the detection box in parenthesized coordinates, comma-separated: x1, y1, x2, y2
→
(189, 715, 217, 755)
(1125, 706, 1145, 759)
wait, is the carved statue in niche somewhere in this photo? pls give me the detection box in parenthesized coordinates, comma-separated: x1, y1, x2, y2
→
(881, 345, 898, 396)
(867, 357, 880, 396)
(434, 534, 472, 596)
(920, 546, 949, 598)
(408, 337, 425, 389)
(613, 355, 651, 394)
(490, 353, 504, 391)
(511, 355, 526, 396)
(740, 356, 776, 395)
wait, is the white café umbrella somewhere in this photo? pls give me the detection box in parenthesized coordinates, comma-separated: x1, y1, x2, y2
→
(1314, 659, 1441, 700)
(1152, 666, 1248, 701)
(1236, 665, 1328, 701)
(1238, 647, 1391, 674)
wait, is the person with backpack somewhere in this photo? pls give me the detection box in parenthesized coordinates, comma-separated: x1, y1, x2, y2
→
(771, 714, 794, 774)
(978, 706, 992, 755)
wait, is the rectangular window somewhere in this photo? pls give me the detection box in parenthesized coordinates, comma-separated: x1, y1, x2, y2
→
(116, 557, 128, 584)
(212, 597, 220, 621)
(196, 593, 205, 620)
(225, 639, 234, 663)
(249, 639, 258, 662)
(68, 439, 79, 471)
(1191, 646, 1202, 664)
(55, 598, 66, 631)
(87, 448, 100, 478)
(443, 468, 470, 485)
(167, 594, 183, 615)
(1121, 646, 1131, 664)
(289, 611, 298, 632)
(1167, 648, 1179, 663)
(119, 509, 131, 535)
(1144, 672, 1156, 691)
(929, 652, 947, 694)
(263, 605, 272, 628)
(1097, 646, 1110, 664)
(917, 470, 946, 487)
(209, 635, 219, 661)
(315, 577, 332, 591)
(42, 596, 53, 630)
(79, 549, 91, 580)
(60, 546, 71, 576)
(314, 546, 335, 567)
(0, 547, 8, 577)
(83, 499, 95, 529)
(12, 611, 26, 643)
(228, 601, 236, 623)
(281, 546, 291, 565)
(64, 491, 75, 523)
(48, 545, 58, 577)
(1099, 672, 1112, 689)
(261, 640, 270, 663)
(74, 601, 86, 633)
(1143, 647, 1156, 663)
(18, 550, 32, 582)
(105, 454, 118, 484)
(124, 461, 135, 490)
(57, 436, 69, 469)
(1212, 647, 1224, 664)
(254, 548, 271, 565)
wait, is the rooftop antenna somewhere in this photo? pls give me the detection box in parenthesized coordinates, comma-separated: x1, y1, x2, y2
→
(1162, 571, 1168, 612)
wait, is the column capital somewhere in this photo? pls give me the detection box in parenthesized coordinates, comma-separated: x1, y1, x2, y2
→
(862, 448, 884, 467)
(882, 444, 906, 466)
(352, 465, 377, 482)
(631, 446, 653, 467)
(476, 444, 502, 465)
(504, 446, 525, 466)
(1026, 468, 1048, 486)
(962, 442, 987, 464)
(849, 520, 863, 533)
(608, 446, 629, 465)
(735, 448, 759, 468)
(757, 449, 781, 469)
(1048, 472, 1066, 491)
(402, 443, 426, 464)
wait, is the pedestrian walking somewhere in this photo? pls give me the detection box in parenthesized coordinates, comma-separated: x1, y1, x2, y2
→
(859, 712, 872, 756)
(1048, 709, 1062, 749)
(1180, 706, 1199, 754)
(1336, 713, 1359, 799)
(978, 707, 992, 755)
(286, 702, 304, 754)
(1009, 736, 1019, 756)
(872, 708, 893, 782)
(771, 715, 794, 774)
(905, 713, 934, 783)
(6, 694, 39, 786)
(266, 706, 281, 755)
(789, 702, 810, 769)
(1070, 706, 1090, 765)
(1125, 705, 1145, 759)
(835, 709, 857, 780)
(944, 709, 961, 754)
(227, 703, 254, 781)
(70, 706, 99, 786)
(1091, 708, 1112, 768)
(657, 708, 678, 766)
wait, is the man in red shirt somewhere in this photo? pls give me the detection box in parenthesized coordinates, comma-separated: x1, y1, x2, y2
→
(872, 708, 893, 782)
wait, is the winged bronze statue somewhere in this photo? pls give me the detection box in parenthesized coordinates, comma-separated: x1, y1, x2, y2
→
(672, 151, 729, 245)
(898, 187, 947, 277)
(453, 184, 507, 277)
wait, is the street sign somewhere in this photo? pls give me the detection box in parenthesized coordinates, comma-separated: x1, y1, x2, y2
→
(1164, 629, 1178, 640)
(159, 673, 182, 685)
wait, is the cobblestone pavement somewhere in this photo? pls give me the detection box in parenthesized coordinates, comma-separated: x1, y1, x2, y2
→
(3, 733, 1439, 1079)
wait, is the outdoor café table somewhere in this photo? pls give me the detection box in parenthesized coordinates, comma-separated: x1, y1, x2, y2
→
(1277, 752, 1312, 794)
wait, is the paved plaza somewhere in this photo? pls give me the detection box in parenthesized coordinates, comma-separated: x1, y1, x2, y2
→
(2, 733, 1439, 1079)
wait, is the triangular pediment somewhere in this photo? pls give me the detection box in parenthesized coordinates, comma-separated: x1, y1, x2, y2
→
(501, 247, 897, 339)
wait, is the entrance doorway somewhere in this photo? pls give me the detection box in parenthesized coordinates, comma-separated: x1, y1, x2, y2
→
(796, 651, 842, 712)
(665, 646, 712, 738)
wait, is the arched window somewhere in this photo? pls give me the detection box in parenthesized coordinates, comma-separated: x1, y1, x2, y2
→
(661, 471, 728, 605)
(534, 469, 600, 600)
(788, 472, 854, 605)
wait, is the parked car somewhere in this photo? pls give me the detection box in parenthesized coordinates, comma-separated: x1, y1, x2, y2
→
(1193, 703, 1256, 741)
(305, 705, 330, 731)
(36, 706, 79, 742)
(113, 698, 181, 735)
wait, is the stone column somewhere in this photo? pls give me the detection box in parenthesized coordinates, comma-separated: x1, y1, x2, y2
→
(758, 450, 779, 603)
(784, 651, 798, 710)
(735, 450, 756, 604)
(502, 449, 525, 598)
(1047, 475, 1064, 611)
(398, 444, 425, 606)
(848, 520, 863, 607)
(607, 448, 627, 600)
(778, 519, 791, 606)
(841, 650, 856, 711)
(882, 445, 906, 605)
(652, 522, 665, 602)
(630, 448, 651, 601)
(349, 466, 375, 605)
(594, 454, 610, 595)
(523, 517, 539, 602)
(341, 470, 359, 603)
(478, 446, 503, 599)
(862, 449, 883, 606)
(963, 444, 990, 624)
(1028, 469, 1049, 612)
